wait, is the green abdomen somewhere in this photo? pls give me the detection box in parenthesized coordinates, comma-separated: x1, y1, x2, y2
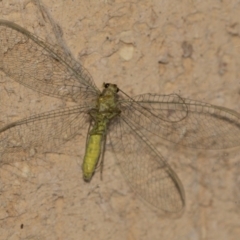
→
(82, 134, 102, 181)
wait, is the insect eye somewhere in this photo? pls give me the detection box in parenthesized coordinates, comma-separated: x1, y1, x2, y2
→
(116, 88, 119, 92)
(105, 83, 110, 88)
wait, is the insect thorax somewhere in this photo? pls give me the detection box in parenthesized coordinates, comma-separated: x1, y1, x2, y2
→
(89, 83, 120, 135)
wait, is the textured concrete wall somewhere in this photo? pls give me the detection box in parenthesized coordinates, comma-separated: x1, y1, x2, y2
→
(0, 0, 240, 239)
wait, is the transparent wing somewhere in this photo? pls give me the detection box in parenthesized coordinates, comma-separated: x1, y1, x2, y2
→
(0, 20, 99, 103)
(119, 93, 240, 149)
(108, 115, 185, 213)
(0, 106, 90, 164)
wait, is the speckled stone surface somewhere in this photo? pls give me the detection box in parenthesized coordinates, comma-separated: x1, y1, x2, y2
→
(0, 1, 240, 239)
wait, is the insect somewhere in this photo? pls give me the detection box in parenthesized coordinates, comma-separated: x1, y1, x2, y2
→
(0, 20, 240, 214)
